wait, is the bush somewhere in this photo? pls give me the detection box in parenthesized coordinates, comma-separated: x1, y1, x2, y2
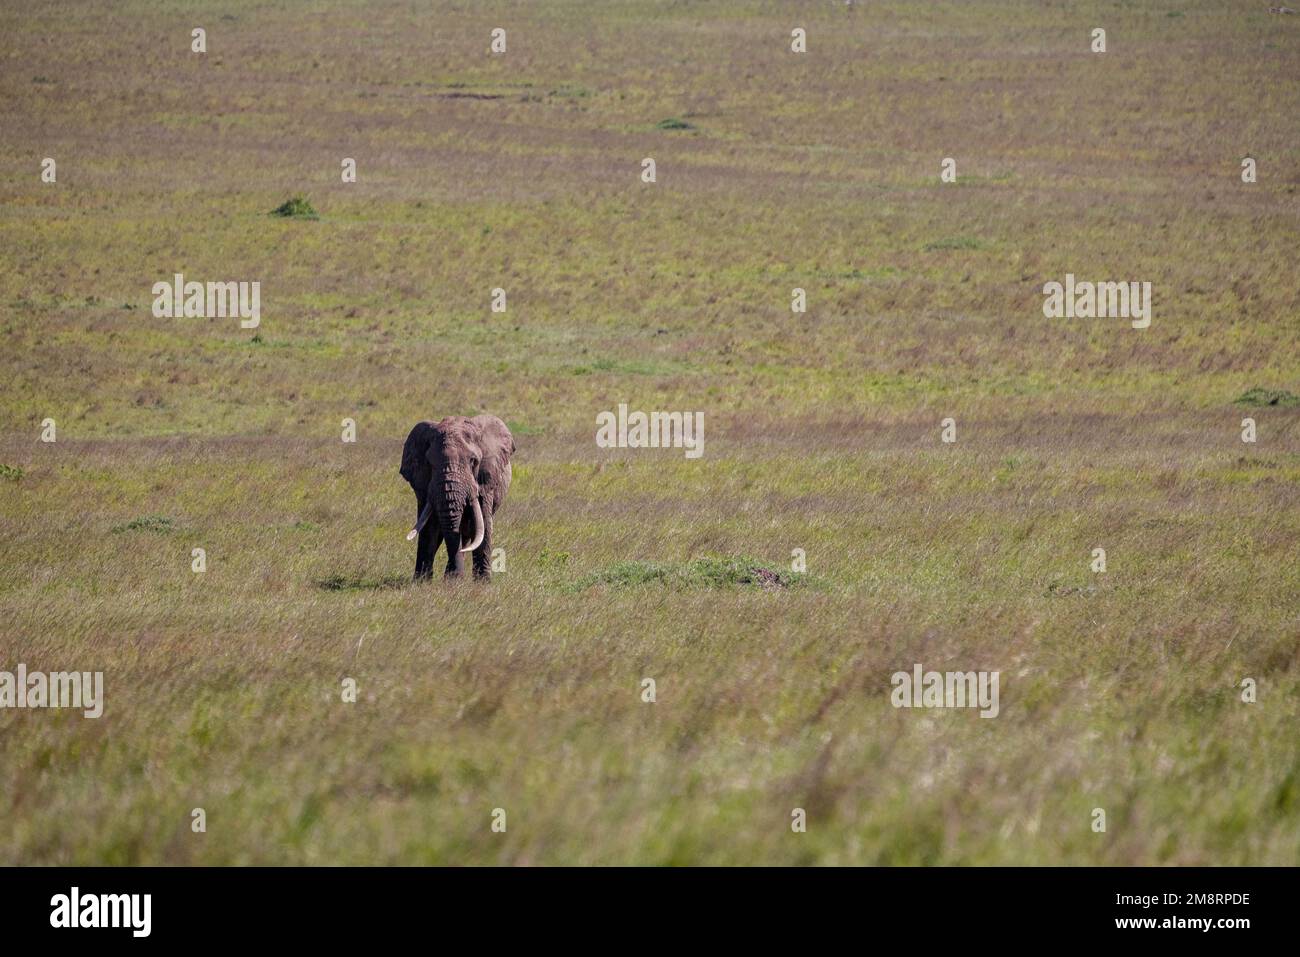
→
(270, 195, 318, 219)
(1234, 387, 1299, 408)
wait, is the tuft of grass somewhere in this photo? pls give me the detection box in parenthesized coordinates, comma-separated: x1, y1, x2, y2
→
(0, 464, 22, 482)
(923, 236, 983, 252)
(1234, 387, 1300, 408)
(1046, 580, 1099, 598)
(109, 515, 174, 534)
(572, 556, 805, 591)
(655, 117, 694, 130)
(270, 195, 318, 219)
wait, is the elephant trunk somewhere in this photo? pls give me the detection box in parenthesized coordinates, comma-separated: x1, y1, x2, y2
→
(434, 471, 476, 574)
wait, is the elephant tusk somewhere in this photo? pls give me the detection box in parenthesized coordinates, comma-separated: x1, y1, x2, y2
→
(407, 500, 435, 541)
(459, 496, 485, 553)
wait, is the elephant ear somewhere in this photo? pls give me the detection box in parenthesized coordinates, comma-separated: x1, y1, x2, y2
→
(472, 416, 513, 466)
(400, 422, 437, 486)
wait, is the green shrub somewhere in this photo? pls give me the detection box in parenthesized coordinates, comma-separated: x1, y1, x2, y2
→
(1234, 387, 1299, 408)
(271, 195, 318, 219)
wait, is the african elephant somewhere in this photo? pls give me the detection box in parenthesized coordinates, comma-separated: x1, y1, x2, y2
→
(400, 415, 514, 581)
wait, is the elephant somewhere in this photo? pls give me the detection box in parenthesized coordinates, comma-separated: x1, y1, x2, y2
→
(400, 415, 514, 581)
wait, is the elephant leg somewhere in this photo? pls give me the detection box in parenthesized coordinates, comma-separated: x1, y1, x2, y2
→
(414, 496, 436, 581)
(416, 525, 437, 580)
(472, 506, 493, 580)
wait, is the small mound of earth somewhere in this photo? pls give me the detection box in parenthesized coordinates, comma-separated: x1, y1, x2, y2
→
(746, 567, 788, 591)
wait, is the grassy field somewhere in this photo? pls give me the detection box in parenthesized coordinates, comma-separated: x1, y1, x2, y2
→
(1, 0, 1298, 865)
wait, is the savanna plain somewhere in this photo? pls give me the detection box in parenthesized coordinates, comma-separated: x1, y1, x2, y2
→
(1, 0, 1298, 865)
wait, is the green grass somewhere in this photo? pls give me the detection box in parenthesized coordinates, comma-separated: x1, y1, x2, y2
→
(571, 556, 807, 591)
(109, 515, 175, 535)
(922, 236, 984, 252)
(0, 0, 1298, 866)
(1235, 387, 1300, 408)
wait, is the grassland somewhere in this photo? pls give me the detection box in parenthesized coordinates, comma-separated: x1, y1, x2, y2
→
(1, 0, 1298, 865)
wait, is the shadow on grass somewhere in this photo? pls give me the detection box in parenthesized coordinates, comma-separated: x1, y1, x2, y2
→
(315, 573, 410, 592)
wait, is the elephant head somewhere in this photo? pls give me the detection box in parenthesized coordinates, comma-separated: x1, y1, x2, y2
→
(400, 415, 514, 579)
